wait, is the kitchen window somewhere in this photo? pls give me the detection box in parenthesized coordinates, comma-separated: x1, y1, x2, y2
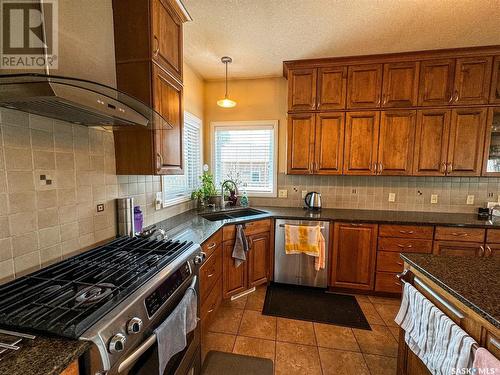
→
(211, 120, 278, 197)
(162, 112, 202, 206)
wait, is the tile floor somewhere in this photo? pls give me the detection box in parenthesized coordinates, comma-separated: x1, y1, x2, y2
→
(202, 285, 401, 374)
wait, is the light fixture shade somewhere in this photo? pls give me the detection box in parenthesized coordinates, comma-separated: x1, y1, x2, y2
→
(217, 97, 237, 108)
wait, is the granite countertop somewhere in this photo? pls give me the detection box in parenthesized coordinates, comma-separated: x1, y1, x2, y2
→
(401, 253, 500, 328)
(0, 335, 90, 375)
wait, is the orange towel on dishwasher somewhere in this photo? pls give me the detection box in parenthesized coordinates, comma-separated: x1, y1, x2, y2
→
(284, 225, 325, 270)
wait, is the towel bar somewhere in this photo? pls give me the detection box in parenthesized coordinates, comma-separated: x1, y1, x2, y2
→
(278, 224, 325, 229)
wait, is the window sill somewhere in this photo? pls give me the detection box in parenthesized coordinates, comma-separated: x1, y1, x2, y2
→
(162, 195, 191, 208)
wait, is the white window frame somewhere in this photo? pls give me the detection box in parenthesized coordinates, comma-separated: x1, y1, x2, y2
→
(210, 120, 278, 198)
(162, 112, 203, 207)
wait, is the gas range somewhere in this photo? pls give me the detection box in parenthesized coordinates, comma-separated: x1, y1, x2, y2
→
(0, 236, 204, 374)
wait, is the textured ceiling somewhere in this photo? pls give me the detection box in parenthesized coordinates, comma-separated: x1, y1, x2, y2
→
(183, 0, 500, 80)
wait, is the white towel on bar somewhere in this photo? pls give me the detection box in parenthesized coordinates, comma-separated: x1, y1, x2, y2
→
(395, 282, 477, 375)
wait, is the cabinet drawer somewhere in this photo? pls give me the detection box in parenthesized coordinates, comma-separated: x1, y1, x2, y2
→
(200, 276, 222, 328)
(486, 229, 500, 243)
(379, 225, 434, 239)
(378, 238, 433, 253)
(223, 219, 271, 241)
(375, 272, 402, 293)
(435, 227, 485, 242)
(202, 230, 223, 258)
(376, 251, 405, 272)
(199, 247, 222, 303)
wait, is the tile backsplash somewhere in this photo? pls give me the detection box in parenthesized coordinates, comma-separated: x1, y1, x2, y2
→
(0, 109, 192, 283)
(252, 173, 500, 212)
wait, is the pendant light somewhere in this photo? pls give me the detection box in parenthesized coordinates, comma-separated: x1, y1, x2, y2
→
(217, 56, 237, 108)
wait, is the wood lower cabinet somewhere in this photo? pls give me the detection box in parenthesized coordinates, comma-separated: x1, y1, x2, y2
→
(331, 223, 378, 291)
(60, 361, 79, 375)
(222, 241, 248, 298)
(313, 113, 345, 174)
(248, 232, 271, 287)
(343, 111, 380, 175)
(317, 66, 347, 110)
(288, 69, 317, 111)
(347, 64, 383, 109)
(287, 113, 315, 174)
(382, 62, 419, 108)
(433, 241, 485, 257)
(418, 59, 455, 106)
(453, 56, 492, 105)
(377, 111, 416, 175)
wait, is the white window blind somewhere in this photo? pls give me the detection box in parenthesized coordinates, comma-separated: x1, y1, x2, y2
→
(212, 121, 278, 197)
(162, 112, 202, 206)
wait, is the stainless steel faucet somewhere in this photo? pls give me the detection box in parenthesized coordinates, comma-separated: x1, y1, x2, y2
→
(221, 180, 238, 208)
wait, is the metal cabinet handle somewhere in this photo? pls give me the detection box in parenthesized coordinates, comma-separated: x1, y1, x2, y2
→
(153, 36, 160, 57)
(447, 163, 453, 173)
(490, 337, 500, 350)
(382, 94, 388, 105)
(396, 261, 404, 266)
(479, 246, 485, 257)
(453, 90, 459, 103)
(399, 230, 414, 234)
(451, 232, 468, 237)
(396, 244, 413, 248)
(440, 162, 446, 174)
(486, 245, 492, 257)
(206, 242, 217, 250)
(379, 162, 383, 174)
(156, 152, 163, 170)
(414, 277, 465, 321)
(207, 272, 215, 278)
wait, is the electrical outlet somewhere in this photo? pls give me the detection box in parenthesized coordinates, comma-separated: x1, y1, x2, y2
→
(466, 195, 474, 205)
(431, 194, 438, 204)
(278, 189, 288, 198)
(301, 190, 308, 199)
(351, 188, 357, 195)
(96, 203, 104, 212)
(388, 193, 396, 202)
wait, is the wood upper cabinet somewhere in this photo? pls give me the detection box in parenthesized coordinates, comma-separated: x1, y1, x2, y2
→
(331, 223, 378, 291)
(317, 66, 347, 110)
(482, 108, 500, 176)
(287, 113, 315, 174)
(248, 232, 270, 287)
(153, 64, 183, 174)
(491, 56, 500, 103)
(377, 111, 416, 175)
(288, 69, 317, 111)
(222, 241, 247, 298)
(452, 57, 492, 105)
(343, 111, 380, 175)
(382, 62, 419, 108)
(347, 64, 383, 109)
(152, 0, 183, 80)
(314, 113, 345, 175)
(447, 108, 487, 176)
(413, 109, 450, 176)
(418, 59, 455, 106)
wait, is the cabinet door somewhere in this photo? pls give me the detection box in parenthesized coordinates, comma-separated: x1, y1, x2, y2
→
(482, 108, 500, 176)
(433, 241, 485, 257)
(222, 241, 248, 298)
(288, 69, 317, 111)
(447, 108, 487, 176)
(343, 112, 380, 175)
(377, 111, 416, 175)
(347, 64, 382, 109)
(331, 223, 377, 291)
(382, 62, 419, 108)
(453, 57, 492, 105)
(152, 0, 183, 79)
(418, 59, 455, 106)
(413, 110, 450, 176)
(314, 113, 345, 175)
(317, 66, 347, 110)
(490, 56, 500, 104)
(153, 64, 183, 174)
(248, 232, 270, 287)
(287, 113, 315, 174)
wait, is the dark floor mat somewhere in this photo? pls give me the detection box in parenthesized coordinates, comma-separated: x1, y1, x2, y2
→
(202, 351, 273, 375)
(262, 282, 371, 330)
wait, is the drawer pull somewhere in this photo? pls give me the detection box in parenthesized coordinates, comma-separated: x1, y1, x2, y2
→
(206, 242, 217, 250)
(207, 272, 215, 278)
(479, 246, 485, 257)
(399, 230, 414, 234)
(207, 308, 214, 314)
(451, 232, 468, 237)
(485, 245, 492, 257)
(490, 337, 500, 350)
(396, 261, 404, 266)
(395, 281, 402, 286)
(397, 244, 413, 248)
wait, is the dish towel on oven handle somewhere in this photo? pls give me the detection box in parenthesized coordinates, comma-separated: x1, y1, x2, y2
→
(395, 282, 477, 375)
(155, 276, 198, 375)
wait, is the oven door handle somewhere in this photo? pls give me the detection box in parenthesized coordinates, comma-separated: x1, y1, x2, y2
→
(117, 276, 198, 374)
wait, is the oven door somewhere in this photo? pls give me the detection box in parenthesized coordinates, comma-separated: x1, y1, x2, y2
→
(114, 278, 201, 375)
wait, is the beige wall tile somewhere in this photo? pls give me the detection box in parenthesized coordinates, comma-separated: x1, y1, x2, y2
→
(37, 208, 59, 229)
(29, 114, 53, 132)
(31, 129, 54, 150)
(33, 150, 55, 169)
(61, 238, 80, 257)
(0, 259, 14, 283)
(0, 171, 6, 193)
(54, 131, 73, 152)
(60, 222, 78, 242)
(12, 232, 38, 257)
(0, 147, 4, 170)
(0, 216, 10, 239)
(55, 152, 75, 170)
(0, 238, 12, 261)
(2, 109, 29, 127)
(57, 188, 76, 206)
(7, 171, 34, 192)
(9, 212, 37, 236)
(78, 217, 93, 236)
(37, 190, 58, 209)
(55, 170, 75, 189)
(58, 205, 77, 224)
(3, 125, 30, 147)
(0, 193, 7, 213)
(14, 251, 40, 277)
(4, 147, 33, 170)
(40, 244, 62, 267)
(38, 226, 60, 248)
(8, 192, 36, 213)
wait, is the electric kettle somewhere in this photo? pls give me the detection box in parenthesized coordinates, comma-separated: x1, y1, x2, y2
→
(304, 192, 322, 210)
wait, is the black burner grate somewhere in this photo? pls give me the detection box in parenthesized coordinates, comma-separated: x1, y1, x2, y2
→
(0, 237, 192, 338)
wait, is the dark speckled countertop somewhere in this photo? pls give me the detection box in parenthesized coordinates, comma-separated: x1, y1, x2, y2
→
(401, 253, 500, 328)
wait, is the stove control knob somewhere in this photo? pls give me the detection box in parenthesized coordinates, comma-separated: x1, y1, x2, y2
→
(194, 252, 206, 265)
(109, 333, 126, 354)
(127, 317, 143, 335)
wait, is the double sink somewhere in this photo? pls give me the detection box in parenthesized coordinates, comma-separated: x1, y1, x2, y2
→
(200, 208, 267, 222)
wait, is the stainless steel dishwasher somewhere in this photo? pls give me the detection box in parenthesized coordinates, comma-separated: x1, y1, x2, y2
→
(274, 219, 330, 288)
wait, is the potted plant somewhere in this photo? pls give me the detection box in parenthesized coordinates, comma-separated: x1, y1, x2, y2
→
(191, 171, 219, 209)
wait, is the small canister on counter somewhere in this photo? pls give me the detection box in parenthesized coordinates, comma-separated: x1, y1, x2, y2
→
(117, 197, 135, 237)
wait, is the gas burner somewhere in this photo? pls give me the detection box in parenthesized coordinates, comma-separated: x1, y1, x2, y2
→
(75, 283, 116, 305)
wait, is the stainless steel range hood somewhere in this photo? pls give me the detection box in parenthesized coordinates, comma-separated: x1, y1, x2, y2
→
(0, 1, 169, 129)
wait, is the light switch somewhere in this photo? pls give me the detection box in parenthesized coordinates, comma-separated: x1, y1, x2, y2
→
(466, 195, 474, 205)
(301, 190, 308, 199)
(431, 194, 438, 204)
(278, 189, 288, 198)
(388, 193, 396, 202)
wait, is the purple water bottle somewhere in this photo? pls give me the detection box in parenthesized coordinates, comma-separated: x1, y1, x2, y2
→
(134, 206, 143, 233)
